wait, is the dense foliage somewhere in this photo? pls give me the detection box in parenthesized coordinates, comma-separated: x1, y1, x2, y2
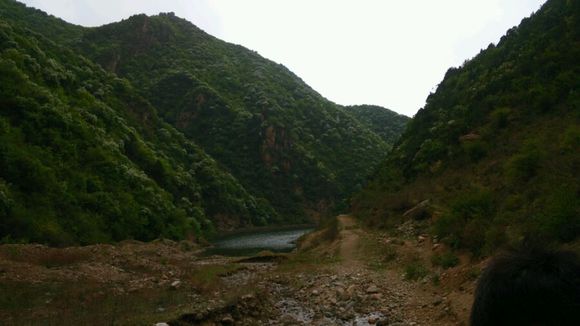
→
(0, 5, 278, 244)
(73, 13, 397, 219)
(354, 0, 580, 256)
(0, 0, 407, 244)
(346, 105, 409, 146)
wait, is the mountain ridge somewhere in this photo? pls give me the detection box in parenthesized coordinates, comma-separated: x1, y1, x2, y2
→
(0, 0, 408, 244)
(353, 0, 579, 255)
(75, 10, 408, 219)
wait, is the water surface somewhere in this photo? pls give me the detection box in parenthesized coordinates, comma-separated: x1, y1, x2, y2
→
(206, 227, 314, 256)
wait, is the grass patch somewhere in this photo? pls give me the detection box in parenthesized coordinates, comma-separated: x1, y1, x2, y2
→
(276, 251, 339, 274)
(367, 244, 398, 271)
(431, 252, 459, 269)
(404, 261, 429, 281)
(466, 267, 481, 281)
(188, 263, 244, 293)
(431, 273, 441, 286)
(315, 216, 340, 244)
(0, 281, 196, 326)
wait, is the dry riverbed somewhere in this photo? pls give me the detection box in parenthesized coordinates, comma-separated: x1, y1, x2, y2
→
(0, 216, 480, 325)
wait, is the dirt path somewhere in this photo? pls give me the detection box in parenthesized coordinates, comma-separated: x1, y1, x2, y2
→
(336, 214, 362, 265)
(273, 215, 478, 326)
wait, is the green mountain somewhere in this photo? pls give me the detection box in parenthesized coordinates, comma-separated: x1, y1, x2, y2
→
(353, 0, 580, 256)
(347, 105, 409, 145)
(0, 0, 407, 244)
(0, 3, 278, 245)
(71, 13, 397, 219)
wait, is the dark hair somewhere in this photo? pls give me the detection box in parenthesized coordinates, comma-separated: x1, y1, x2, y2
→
(470, 248, 580, 326)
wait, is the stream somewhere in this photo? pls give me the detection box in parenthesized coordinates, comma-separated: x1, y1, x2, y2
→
(205, 227, 314, 256)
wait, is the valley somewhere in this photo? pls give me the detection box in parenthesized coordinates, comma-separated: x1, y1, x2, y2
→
(0, 215, 476, 325)
(0, 0, 578, 324)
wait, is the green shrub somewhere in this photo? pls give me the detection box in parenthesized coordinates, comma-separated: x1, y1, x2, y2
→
(434, 189, 495, 255)
(490, 107, 511, 130)
(505, 144, 542, 183)
(467, 267, 481, 281)
(383, 245, 398, 262)
(462, 140, 488, 162)
(530, 186, 579, 242)
(431, 273, 441, 286)
(560, 126, 580, 153)
(431, 252, 459, 269)
(404, 261, 429, 281)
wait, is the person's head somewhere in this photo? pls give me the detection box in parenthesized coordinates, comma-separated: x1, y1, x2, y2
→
(470, 247, 580, 326)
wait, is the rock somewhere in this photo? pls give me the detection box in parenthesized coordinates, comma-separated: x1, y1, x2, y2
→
(403, 200, 431, 220)
(155, 323, 169, 326)
(241, 293, 255, 301)
(433, 298, 443, 306)
(312, 289, 320, 295)
(370, 293, 383, 301)
(221, 314, 234, 325)
(347, 285, 357, 295)
(366, 285, 380, 294)
(368, 316, 379, 324)
(459, 133, 481, 142)
(170, 280, 181, 289)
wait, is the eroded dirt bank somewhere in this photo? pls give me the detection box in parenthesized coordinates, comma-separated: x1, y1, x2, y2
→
(0, 216, 480, 325)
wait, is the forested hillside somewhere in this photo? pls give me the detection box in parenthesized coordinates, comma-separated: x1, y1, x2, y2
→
(0, 4, 278, 245)
(73, 13, 398, 218)
(347, 105, 409, 145)
(353, 0, 580, 256)
(0, 0, 408, 244)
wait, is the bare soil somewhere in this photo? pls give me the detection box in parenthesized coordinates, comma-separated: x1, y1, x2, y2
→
(0, 216, 480, 325)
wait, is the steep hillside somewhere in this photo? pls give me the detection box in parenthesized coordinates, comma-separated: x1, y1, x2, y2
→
(0, 0, 83, 43)
(347, 105, 409, 145)
(74, 13, 395, 219)
(353, 0, 580, 255)
(0, 13, 276, 245)
(0, 0, 409, 244)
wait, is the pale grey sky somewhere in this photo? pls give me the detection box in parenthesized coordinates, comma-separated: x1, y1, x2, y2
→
(19, 0, 547, 116)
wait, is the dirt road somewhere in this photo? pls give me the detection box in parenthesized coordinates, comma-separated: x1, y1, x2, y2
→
(237, 214, 477, 325)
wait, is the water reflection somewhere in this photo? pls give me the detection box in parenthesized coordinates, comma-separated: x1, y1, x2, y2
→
(206, 227, 314, 256)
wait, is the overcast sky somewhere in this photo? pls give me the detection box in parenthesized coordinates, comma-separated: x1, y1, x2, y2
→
(19, 0, 546, 116)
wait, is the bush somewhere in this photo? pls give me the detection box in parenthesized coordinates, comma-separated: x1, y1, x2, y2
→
(505, 144, 542, 183)
(490, 107, 511, 130)
(431, 252, 459, 269)
(530, 186, 579, 242)
(560, 126, 580, 153)
(434, 189, 495, 255)
(462, 140, 488, 162)
(404, 261, 429, 281)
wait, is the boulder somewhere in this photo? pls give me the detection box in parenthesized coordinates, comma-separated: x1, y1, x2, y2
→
(366, 285, 380, 294)
(403, 200, 431, 220)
